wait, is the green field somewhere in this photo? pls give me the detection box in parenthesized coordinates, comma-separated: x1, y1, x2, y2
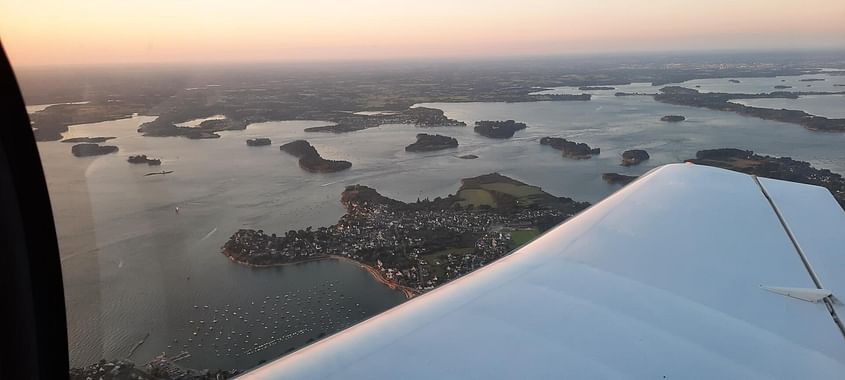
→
(457, 189, 496, 208)
(479, 183, 543, 198)
(509, 228, 540, 249)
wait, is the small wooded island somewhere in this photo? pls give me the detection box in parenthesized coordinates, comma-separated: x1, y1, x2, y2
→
(127, 154, 161, 166)
(246, 138, 271, 146)
(405, 133, 458, 152)
(540, 137, 600, 159)
(621, 149, 650, 166)
(280, 140, 351, 173)
(474, 120, 527, 138)
(71, 143, 118, 157)
(602, 173, 638, 185)
(661, 115, 686, 122)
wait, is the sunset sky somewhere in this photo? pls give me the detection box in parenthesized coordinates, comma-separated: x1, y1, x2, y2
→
(1, 0, 844, 67)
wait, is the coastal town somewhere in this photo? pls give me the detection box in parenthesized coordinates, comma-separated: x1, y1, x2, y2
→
(223, 174, 589, 294)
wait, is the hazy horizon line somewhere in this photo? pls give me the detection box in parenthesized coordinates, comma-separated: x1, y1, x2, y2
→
(10, 46, 845, 71)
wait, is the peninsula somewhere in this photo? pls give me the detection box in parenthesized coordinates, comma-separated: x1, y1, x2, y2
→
(405, 133, 458, 152)
(654, 86, 845, 132)
(540, 137, 600, 159)
(279, 140, 351, 173)
(222, 173, 589, 294)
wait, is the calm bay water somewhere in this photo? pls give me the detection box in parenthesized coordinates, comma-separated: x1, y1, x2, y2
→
(39, 74, 845, 371)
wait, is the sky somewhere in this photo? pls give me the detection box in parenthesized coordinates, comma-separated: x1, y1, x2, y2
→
(1, 0, 844, 67)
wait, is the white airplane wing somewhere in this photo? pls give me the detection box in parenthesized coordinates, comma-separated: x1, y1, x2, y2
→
(242, 163, 845, 379)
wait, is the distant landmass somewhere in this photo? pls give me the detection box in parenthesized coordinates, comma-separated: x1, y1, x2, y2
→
(654, 86, 845, 132)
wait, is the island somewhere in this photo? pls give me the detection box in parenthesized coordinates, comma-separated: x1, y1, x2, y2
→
(621, 149, 650, 166)
(61, 136, 116, 143)
(222, 173, 589, 295)
(473, 120, 527, 138)
(660, 115, 686, 122)
(578, 86, 615, 90)
(523, 93, 591, 102)
(405, 133, 459, 152)
(773, 85, 792, 89)
(687, 148, 845, 209)
(654, 86, 845, 132)
(127, 154, 162, 166)
(303, 107, 465, 133)
(30, 103, 139, 141)
(539, 137, 600, 159)
(139, 116, 248, 139)
(458, 154, 479, 160)
(280, 140, 351, 173)
(71, 143, 118, 157)
(246, 138, 272, 146)
(144, 170, 173, 176)
(602, 173, 638, 185)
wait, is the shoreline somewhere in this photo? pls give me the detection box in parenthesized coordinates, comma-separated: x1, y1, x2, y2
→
(222, 249, 419, 299)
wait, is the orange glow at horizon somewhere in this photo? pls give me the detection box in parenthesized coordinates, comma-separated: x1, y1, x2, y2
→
(1, 0, 844, 67)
